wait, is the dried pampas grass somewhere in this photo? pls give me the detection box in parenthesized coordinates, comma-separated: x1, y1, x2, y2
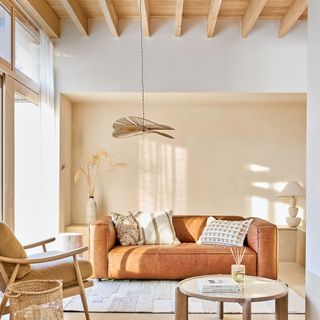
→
(64, 148, 126, 197)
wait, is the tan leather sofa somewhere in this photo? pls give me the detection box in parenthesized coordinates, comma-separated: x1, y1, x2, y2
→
(89, 215, 278, 280)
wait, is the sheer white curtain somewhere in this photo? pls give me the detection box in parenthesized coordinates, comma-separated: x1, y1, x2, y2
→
(39, 30, 59, 242)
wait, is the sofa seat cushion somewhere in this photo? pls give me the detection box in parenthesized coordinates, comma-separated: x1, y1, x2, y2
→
(108, 243, 257, 279)
(18, 251, 93, 287)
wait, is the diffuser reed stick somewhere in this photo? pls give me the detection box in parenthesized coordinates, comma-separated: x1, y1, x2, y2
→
(230, 247, 246, 265)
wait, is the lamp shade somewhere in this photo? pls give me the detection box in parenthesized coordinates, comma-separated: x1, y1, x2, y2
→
(278, 181, 305, 197)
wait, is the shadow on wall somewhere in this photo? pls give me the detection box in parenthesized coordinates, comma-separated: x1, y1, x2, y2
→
(138, 137, 304, 225)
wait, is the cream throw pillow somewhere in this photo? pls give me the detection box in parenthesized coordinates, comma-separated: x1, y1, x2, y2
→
(133, 210, 180, 245)
(111, 213, 141, 245)
(197, 218, 253, 247)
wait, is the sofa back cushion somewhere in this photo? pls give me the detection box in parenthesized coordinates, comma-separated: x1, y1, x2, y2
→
(172, 215, 244, 243)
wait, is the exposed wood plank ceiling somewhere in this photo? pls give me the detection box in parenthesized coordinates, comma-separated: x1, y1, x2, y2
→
(19, 0, 308, 39)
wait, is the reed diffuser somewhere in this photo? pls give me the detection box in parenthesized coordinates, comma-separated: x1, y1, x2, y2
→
(230, 247, 246, 283)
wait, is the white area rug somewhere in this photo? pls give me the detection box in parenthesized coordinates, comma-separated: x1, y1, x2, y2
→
(64, 280, 305, 314)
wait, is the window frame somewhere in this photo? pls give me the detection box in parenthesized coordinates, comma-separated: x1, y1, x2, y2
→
(0, 0, 40, 95)
(0, 74, 3, 222)
(14, 9, 40, 88)
(0, 0, 40, 229)
(0, 0, 13, 69)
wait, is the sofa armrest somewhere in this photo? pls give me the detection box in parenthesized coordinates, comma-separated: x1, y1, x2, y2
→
(246, 218, 278, 279)
(89, 217, 117, 279)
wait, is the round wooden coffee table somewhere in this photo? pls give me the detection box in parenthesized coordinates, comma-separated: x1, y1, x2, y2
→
(175, 275, 288, 320)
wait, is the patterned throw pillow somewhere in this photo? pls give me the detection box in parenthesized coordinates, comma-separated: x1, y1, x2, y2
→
(197, 218, 253, 247)
(111, 213, 141, 245)
(133, 210, 180, 245)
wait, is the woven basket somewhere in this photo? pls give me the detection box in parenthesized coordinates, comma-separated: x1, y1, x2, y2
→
(6, 280, 63, 320)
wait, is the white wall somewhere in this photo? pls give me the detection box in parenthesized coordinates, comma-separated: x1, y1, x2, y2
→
(54, 18, 307, 93)
(64, 93, 306, 225)
(306, 0, 320, 318)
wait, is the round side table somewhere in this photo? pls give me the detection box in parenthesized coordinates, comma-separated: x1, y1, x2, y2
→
(176, 275, 288, 320)
(60, 232, 84, 256)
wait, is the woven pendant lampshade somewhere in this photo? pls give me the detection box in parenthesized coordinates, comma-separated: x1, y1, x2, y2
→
(112, 0, 175, 139)
(113, 116, 174, 139)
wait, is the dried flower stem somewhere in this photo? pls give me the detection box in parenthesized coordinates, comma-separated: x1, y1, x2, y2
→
(72, 148, 126, 197)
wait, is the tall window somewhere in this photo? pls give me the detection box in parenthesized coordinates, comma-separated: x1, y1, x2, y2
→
(0, 4, 11, 64)
(15, 19, 40, 82)
(1, 0, 40, 230)
(14, 93, 40, 243)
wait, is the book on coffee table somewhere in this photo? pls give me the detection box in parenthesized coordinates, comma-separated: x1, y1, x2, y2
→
(197, 277, 241, 293)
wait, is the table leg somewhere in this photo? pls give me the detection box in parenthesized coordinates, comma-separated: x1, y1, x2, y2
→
(242, 299, 252, 320)
(175, 288, 188, 320)
(217, 301, 224, 319)
(276, 294, 288, 320)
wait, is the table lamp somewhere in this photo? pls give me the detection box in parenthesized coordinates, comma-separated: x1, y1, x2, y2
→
(278, 181, 305, 227)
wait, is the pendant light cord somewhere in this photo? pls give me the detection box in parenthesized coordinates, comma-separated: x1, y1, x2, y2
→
(139, 0, 145, 130)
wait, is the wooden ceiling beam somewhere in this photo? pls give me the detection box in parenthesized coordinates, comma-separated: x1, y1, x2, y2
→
(278, 0, 307, 38)
(139, 0, 150, 37)
(175, 0, 184, 37)
(60, 0, 88, 36)
(17, 0, 60, 38)
(241, 0, 268, 38)
(98, 0, 119, 37)
(207, 0, 222, 38)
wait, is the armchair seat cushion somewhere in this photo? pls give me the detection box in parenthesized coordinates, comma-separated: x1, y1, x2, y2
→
(18, 251, 93, 287)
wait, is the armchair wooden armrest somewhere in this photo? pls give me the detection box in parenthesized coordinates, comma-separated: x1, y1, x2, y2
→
(23, 237, 56, 251)
(0, 247, 88, 265)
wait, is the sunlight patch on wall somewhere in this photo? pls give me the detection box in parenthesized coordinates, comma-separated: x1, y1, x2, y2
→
(252, 181, 286, 192)
(274, 182, 286, 192)
(175, 147, 187, 213)
(251, 196, 268, 220)
(139, 136, 187, 212)
(252, 182, 270, 190)
(248, 164, 270, 172)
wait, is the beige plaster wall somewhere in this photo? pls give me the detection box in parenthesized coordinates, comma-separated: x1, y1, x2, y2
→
(63, 93, 306, 225)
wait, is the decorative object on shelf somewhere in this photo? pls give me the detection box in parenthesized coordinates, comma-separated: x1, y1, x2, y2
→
(7, 280, 63, 320)
(230, 247, 246, 283)
(278, 181, 305, 227)
(112, 0, 174, 140)
(72, 149, 126, 224)
(86, 196, 97, 224)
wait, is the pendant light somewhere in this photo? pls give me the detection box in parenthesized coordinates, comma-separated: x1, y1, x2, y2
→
(112, 0, 175, 139)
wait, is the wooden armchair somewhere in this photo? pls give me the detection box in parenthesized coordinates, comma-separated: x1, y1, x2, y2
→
(0, 223, 93, 320)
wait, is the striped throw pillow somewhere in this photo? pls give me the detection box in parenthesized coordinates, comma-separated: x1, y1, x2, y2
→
(197, 218, 253, 247)
(133, 210, 180, 245)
